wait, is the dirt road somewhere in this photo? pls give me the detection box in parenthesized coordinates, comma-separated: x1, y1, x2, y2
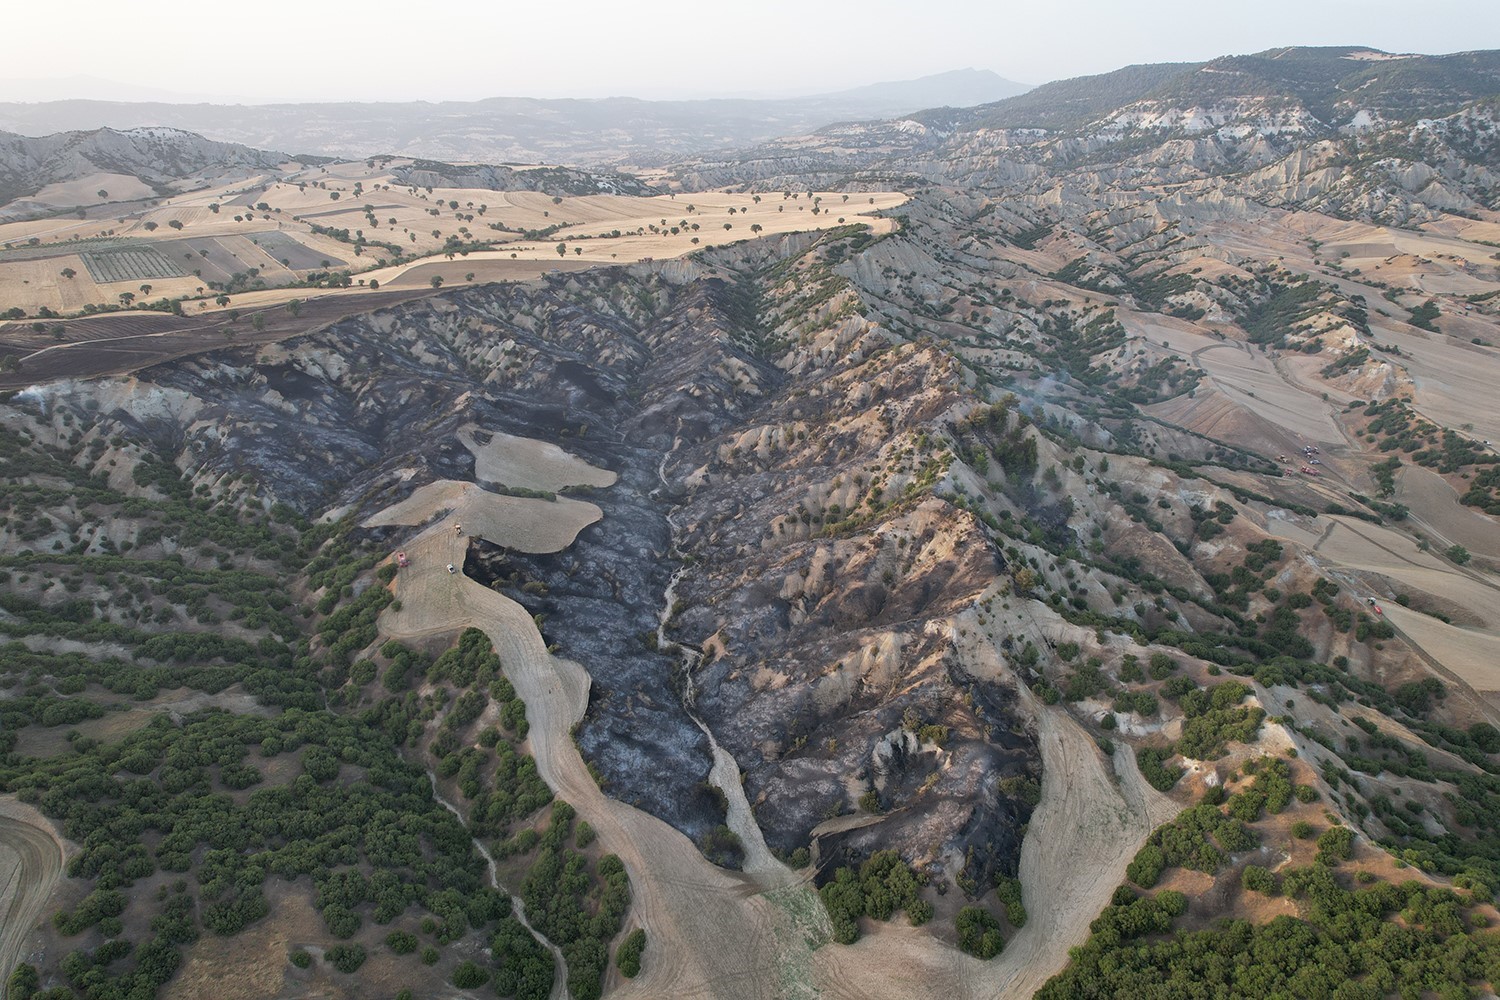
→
(372, 438, 1177, 998)
(373, 441, 809, 997)
(0, 798, 65, 994)
(381, 517, 791, 998)
(821, 620, 1180, 1000)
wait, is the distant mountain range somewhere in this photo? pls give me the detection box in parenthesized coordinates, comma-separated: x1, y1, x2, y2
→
(667, 46, 1498, 230)
(917, 46, 1500, 131)
(0, 74, 265, 105)
(0, 69, 1030, 167)
(8, 47, 1492, 231)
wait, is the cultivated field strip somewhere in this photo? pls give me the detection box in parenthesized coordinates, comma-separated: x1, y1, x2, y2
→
(80, 245, 187, 283)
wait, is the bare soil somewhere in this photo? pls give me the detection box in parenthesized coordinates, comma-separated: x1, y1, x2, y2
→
(0, 289, 429, 389)
(0, 797, 66, 993)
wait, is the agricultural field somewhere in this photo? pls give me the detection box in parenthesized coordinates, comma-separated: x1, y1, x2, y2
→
(79, 245, 186, 283)
(0, 154, 903, 320)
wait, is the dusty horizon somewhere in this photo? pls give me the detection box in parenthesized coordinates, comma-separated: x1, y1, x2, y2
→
(2, 0, 1493, 104)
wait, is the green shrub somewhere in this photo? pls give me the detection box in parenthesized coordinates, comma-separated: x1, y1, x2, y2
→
(385, 930, 418, 955)
(452, 960, 490, 989)
(994, 874, 1027, 927)
(325, 944, 366, 974)
(8, 963, 40, 999)
(819, 850, 926, 944)
(1127, 844, 1166, 888)
(955, 906, 1005, 959)
(616, 927, 647, 978)
(907, 898, 934, 925)
(1316, 826, 1354, 865)
(1242, 865, 1278, 895)
(1137, 746, 1183, 791)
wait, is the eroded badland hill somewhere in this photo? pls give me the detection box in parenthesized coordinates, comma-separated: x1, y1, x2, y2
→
(1, 44, 1500, 1000)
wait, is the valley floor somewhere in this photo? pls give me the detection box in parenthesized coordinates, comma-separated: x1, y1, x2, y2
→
(362, 423, 1183, 998)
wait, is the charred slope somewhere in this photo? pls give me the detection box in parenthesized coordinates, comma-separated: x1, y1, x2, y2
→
(72, 267, 794, 848)
(47, 237, 1050, 892)
(661, 232, 1044, 888)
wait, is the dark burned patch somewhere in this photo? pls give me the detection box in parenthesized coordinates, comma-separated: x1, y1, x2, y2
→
(484, 400, 576, 440)
(806, 662, 1038, 894)
(428, 436, 477, 484)
(462, 456, 727, 845)
(553, 360, 616, 403)
(259, 364, 328, 403)
(57, 262, 1045, 885)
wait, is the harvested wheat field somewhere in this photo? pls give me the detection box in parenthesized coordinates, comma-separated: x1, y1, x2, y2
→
(362, 479, 603, 554)
(1310, 516, 1500, 628)
(1381, 605, 1500, 704)
(0, 145, 905, 322)
(1395, 465, 1500, 561)
(1146, 385, 1312, 460)
(1120, 312, 1343, 445)
(459, 425, 618, 493)
(1363, 320, 1500, 444)
(1266, 511, 1500, 707)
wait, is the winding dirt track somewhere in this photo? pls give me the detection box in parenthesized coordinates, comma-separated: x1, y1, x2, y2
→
(382, 526, 789, 999)
(373, 441, 1178, 998)
(0, 799, 65, 994)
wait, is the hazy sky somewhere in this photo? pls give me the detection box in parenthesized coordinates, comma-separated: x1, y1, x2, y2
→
(2, 0, 1496, 103)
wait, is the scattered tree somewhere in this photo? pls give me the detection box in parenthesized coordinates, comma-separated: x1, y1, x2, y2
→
(616, 928, 646, 978)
